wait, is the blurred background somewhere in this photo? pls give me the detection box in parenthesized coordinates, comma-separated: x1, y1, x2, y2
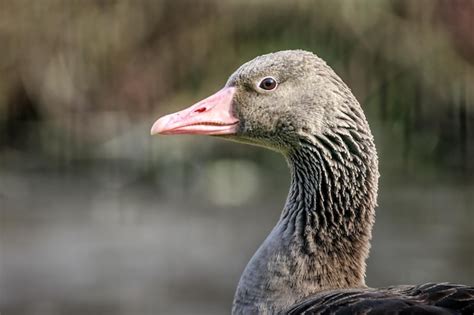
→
(0, 0, 473, 314)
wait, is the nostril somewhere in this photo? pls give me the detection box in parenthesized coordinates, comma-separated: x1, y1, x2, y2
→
(195, 107, 206, 113)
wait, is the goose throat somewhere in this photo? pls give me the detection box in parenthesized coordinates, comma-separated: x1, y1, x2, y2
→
(233, 127, 379, 312)
(282, 132, 378, 248)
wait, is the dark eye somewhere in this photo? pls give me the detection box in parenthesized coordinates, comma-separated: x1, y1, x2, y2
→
(259, 77, 277, 91)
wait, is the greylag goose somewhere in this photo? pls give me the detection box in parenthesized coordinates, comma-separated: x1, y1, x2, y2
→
(151, 50, 474, 314)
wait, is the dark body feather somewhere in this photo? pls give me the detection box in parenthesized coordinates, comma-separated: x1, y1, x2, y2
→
(288, 283, 474, 314)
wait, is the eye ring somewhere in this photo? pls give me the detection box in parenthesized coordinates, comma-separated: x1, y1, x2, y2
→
(258, 77, 278, 91)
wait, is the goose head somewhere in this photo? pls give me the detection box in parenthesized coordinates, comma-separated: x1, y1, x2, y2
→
(151, 50, 366, 153)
